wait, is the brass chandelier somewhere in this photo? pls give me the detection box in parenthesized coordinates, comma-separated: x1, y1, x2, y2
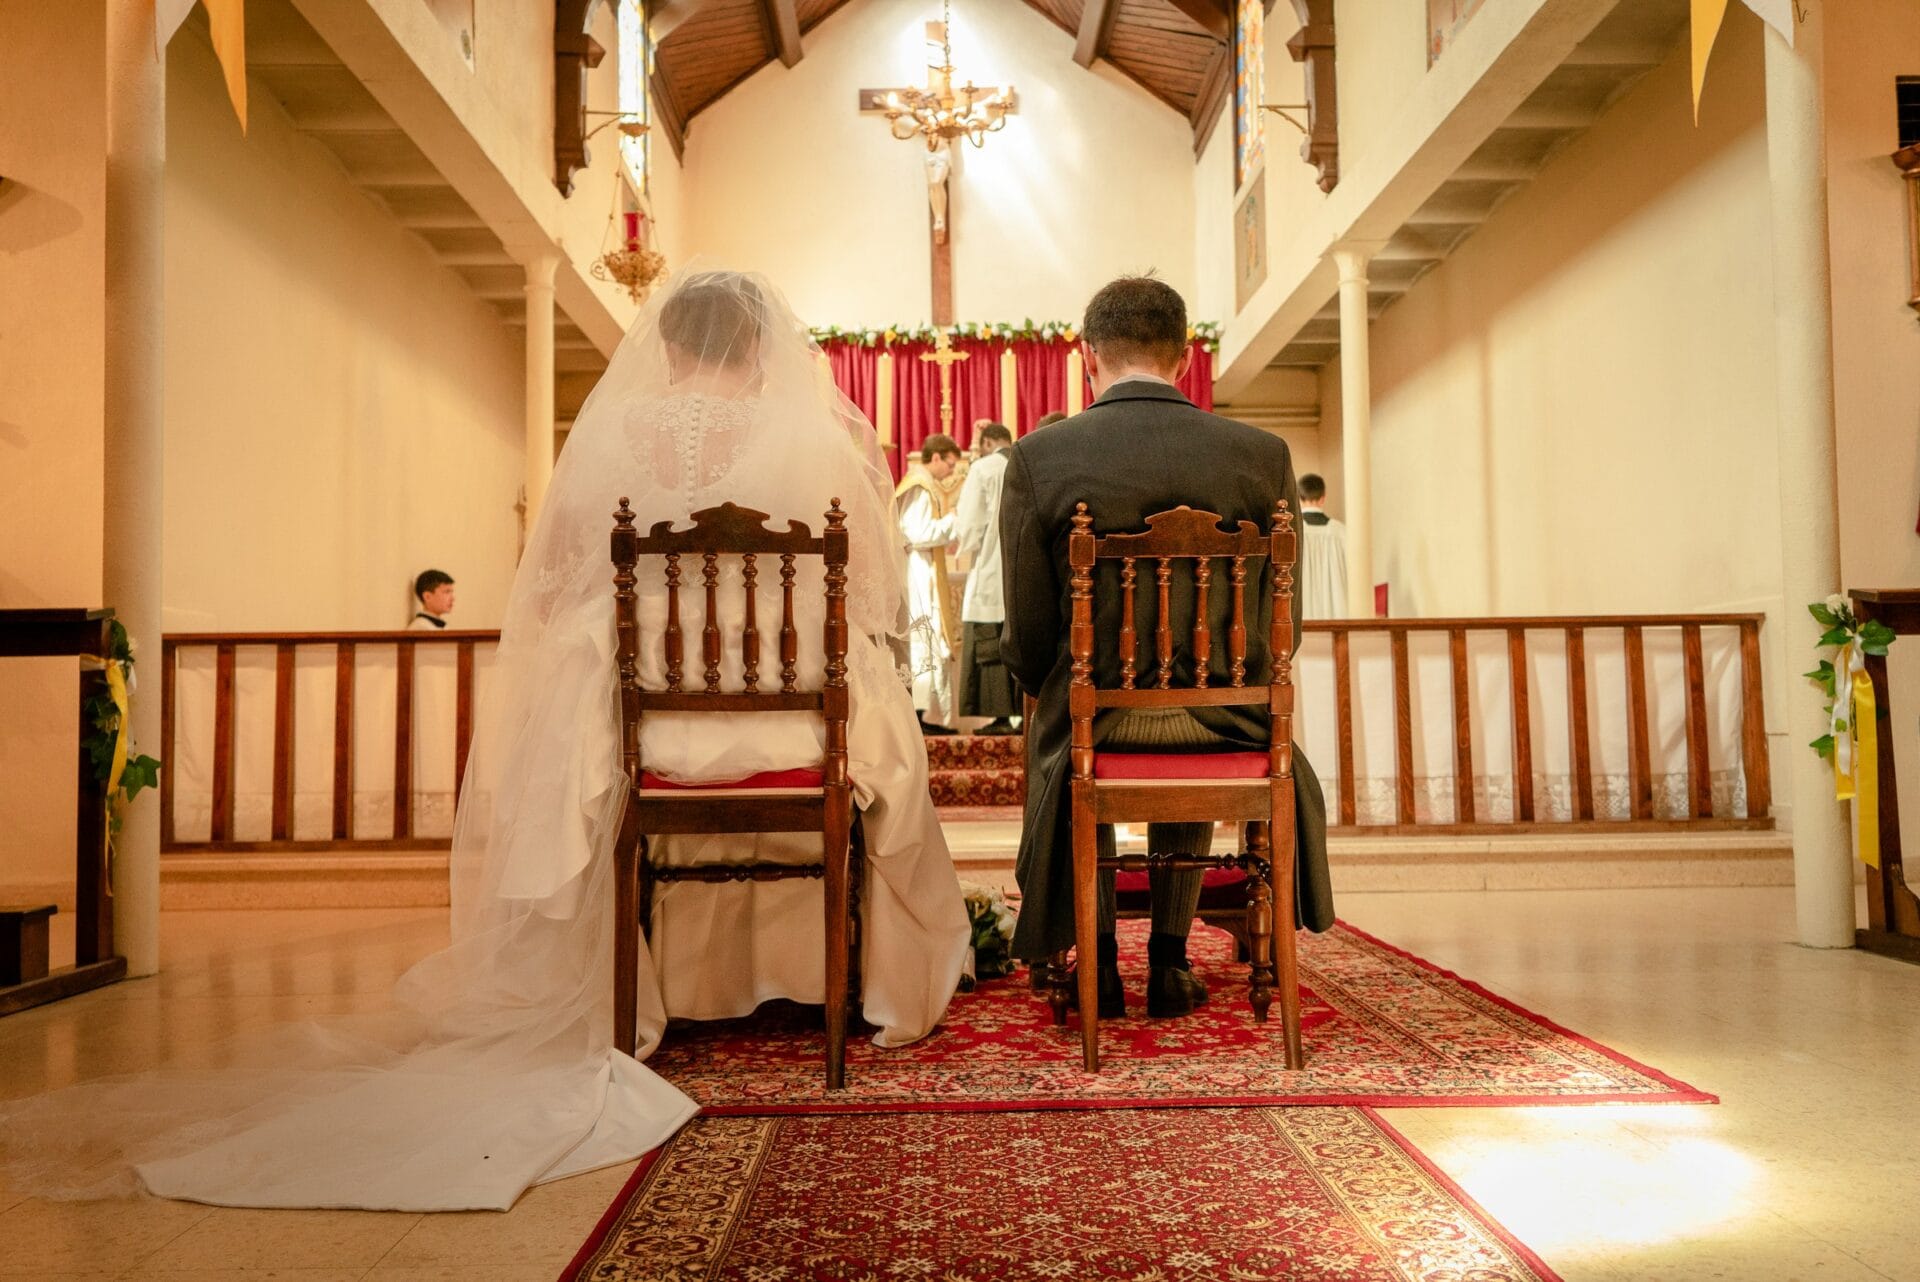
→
(883, 0, 1011, 150)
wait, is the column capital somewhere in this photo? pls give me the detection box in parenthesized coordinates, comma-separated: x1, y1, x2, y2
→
(515, 245, 564, 288)
(1330, 239, 1391, 283)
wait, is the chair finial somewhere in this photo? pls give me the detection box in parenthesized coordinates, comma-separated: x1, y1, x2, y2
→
(826, 499, 847, 529)
(1072, 501, 1092, 533)
(614, 498, 636, 529)
(1273, 498, 1293, 534)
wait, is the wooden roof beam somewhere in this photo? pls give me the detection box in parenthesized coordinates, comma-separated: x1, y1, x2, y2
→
(1189, 40, 1230, 156)
(1166, 0, 1231, 42)
(1074, 0, 1118, 68)
(651, 63, 688, 161)
(762, 0, 802, 68)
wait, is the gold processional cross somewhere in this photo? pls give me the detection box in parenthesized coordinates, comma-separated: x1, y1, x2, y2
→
(858, 16, 1015, 326)
(918, 328, 970, 435)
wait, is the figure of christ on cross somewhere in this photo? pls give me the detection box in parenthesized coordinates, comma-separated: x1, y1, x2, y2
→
(858, 16, 1016, 324)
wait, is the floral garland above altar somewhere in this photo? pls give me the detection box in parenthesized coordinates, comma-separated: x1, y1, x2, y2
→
(810, 319, 1223, 353)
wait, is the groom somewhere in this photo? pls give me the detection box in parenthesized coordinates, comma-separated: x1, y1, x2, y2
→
(997, 275, 1334, 1018)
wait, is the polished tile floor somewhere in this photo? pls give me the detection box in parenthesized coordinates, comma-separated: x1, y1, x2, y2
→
(2, 885, 1915, 1281)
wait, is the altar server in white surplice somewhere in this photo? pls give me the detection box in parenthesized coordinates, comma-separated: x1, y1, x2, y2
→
(954, 422, 1017, 733)
(0, 271, 969, 1216)
(895, 435, 964, 733)
(1298, 473, 1349, 620)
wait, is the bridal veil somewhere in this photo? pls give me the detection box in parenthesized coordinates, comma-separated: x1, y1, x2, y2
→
(0, 271, 912, 1211)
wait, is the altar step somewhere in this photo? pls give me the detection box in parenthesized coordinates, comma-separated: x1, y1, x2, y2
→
(149, 827, 1796, 910)
(926, 733, 1025, 810)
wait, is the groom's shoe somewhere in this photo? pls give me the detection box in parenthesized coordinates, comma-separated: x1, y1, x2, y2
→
(977, 718, 1017, 736)
(1146, 966, 1210, 1019)
(1064, 964, 1126, 1019)
(918, 718, 957, 736)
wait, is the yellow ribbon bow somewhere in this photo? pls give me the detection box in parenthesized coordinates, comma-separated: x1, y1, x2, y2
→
(1831, 641, 1880, 869)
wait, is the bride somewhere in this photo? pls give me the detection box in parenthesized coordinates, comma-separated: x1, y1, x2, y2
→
(0, 270, 969, 1213)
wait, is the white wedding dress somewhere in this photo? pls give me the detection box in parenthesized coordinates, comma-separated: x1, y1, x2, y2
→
(0, 271, 968, 1212)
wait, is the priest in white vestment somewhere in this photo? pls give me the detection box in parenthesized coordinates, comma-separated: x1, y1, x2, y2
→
(895, 434, 964, 733)
(1298, 473, 1349, 620)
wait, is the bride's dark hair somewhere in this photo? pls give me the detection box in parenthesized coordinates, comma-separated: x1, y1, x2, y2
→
(659, 272, 767, 369)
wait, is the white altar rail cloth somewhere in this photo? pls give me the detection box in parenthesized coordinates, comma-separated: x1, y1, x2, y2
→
(159, 614, 1772, 852)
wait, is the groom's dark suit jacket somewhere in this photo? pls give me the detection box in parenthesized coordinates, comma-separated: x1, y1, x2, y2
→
(997, 378, 1335, 961)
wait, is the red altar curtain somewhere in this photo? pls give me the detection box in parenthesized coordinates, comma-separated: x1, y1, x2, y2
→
(1177, 342, 1214, 412)
(1012, 338, 1067, 434)
(950, 337, 1002, 445)
(826, 342, 881, 427)
(818, 337, 1218, 478)
(889, 338, 1002, 475)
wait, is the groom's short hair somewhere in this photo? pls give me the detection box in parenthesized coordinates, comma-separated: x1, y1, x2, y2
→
(1082, 275, 1187, 370)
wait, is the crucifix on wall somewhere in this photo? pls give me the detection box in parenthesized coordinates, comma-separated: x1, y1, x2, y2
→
(858, 5, 1016, 325)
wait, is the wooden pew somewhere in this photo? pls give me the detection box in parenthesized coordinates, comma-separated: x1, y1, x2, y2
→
(0, 609, 128, 1016)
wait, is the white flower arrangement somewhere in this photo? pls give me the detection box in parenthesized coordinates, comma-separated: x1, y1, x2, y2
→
(958, 880, 1018, 985)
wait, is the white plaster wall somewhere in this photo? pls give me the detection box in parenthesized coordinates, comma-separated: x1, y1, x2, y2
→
(1823, 0, 1920, 854)
(674, 0, 1197, 326)
(1365, 20, 1779, 619)
(162, 31, 524, 632)
(0, 1, 108, 906)
(1332, 0, 1429, 183)
(1826, 0, 1920, 592)
(337, 0, 645, 328)
(1192, 100, 1236, 325)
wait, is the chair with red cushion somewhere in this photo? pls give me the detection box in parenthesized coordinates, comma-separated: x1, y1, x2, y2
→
(1056, 502, 1304, 1073)
(608, 499, 862, 1088)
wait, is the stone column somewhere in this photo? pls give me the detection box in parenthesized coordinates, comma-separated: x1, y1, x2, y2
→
(1763, 15, 1854, 948)
(102, 0, 165, 977)
(1332, 242, 1385, 618)
(523, 250, 561, 534)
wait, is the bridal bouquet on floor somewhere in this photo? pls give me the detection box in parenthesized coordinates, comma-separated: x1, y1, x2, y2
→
(958, 881, 1018, 987)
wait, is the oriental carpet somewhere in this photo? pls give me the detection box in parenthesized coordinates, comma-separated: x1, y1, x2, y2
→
(649, 920, 1712, 1112)
(561, 1106, 1563, 1282)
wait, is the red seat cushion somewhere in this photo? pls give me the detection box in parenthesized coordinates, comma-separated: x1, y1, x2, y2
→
(1092, 751, 1270, 781)
(638, 767, 824, 791)
(1113, 866, 1247, 894)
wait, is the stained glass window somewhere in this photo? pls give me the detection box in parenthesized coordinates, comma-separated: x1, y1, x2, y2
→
(618, 0, 651, 192)
(1428, 0, 1487, 66)
(1234, 0, 1265, 191)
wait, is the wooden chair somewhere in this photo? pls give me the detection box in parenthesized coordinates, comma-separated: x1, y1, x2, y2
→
(609, 498, 864, 1089)
(1051, 502, 1304, 1073)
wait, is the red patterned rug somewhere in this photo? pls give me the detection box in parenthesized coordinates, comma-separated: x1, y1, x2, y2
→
(648, 920, 1712, 1111)
(561, 1106, 1562, 1282)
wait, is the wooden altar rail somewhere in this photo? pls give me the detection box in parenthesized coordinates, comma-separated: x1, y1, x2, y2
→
(159, 612, 1773, 854)
(1302, 614, 1771, 835)
(160, 630, 495, 854)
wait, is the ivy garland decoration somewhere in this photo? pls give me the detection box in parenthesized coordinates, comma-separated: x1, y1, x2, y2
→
(83, 619, 162, 866)
(1805, 594, 1895, 759)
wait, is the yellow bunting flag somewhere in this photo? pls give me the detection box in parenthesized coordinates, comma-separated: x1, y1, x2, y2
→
(204, 0, 249, 132)
(1689, 0, 1730, 123)
(1692, 0, 1801, 122)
